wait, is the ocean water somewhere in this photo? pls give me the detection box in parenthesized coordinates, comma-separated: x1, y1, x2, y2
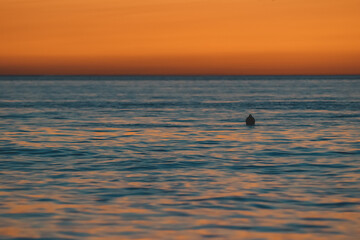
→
(0, 77, 359, 240)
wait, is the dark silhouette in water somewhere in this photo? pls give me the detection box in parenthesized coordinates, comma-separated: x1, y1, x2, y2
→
(246, 114, 255, 126)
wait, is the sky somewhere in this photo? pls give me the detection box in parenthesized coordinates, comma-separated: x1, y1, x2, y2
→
(0, 0, 359, 75)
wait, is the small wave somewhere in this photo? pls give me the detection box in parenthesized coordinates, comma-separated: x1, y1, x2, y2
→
(192, 224, 297, 233)
(97, 187, 175, 202)
(0, 212, 55, 219)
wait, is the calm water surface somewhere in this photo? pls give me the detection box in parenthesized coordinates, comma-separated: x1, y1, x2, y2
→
(0, 77, 359, 239)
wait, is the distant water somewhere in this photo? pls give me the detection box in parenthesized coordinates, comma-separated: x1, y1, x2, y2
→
(0, 76, 359, 240)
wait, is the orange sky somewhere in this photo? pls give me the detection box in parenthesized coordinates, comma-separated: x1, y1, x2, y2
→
(0, 0, 359, 75)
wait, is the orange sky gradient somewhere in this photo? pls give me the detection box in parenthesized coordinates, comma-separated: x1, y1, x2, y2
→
(0, 0, 359, 75)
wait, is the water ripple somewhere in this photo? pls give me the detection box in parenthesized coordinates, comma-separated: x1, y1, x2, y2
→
(0, 79, 359, 240)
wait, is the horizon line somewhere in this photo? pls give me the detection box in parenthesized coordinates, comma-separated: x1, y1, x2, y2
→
(1, 74, 360, 77)
(1, 74, 359, 81)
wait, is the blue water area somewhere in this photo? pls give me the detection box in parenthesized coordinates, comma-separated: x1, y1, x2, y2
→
(0, 76, 359, 239)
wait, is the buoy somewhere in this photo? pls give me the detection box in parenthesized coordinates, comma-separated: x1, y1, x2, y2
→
(246, 114, 255, 126)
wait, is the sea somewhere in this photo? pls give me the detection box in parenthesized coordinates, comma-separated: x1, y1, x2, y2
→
(0, 76, 359, 240)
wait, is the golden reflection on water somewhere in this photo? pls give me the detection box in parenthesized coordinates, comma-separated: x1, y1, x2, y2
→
(1, 164, 360, 239)
(2, 196, 359, 239)
(1, 109, 359, 238)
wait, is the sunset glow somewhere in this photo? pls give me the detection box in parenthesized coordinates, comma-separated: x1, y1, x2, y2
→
(1, 0, 359, 75)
